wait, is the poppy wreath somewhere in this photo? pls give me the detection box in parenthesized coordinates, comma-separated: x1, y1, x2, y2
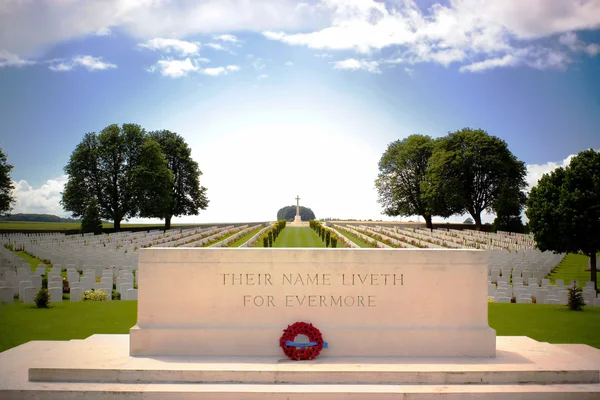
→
(279, 322, 324, 360)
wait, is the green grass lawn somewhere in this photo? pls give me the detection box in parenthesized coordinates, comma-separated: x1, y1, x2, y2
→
(0, 301, 137, 353)
(335, 228, 372, 248)
(274, 227, 326, 248)
(489, 303, 600, 349)
(272, 227, 345, 248)
(1, 301, 598, 353)
(227, 226, 263, 247)
(546, 253, 598, 288)
(14, 250, 47, 271)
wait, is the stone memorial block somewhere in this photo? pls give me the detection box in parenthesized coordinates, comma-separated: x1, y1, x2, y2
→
(67, 273, 79, 284)
(80, 277, 94, 291)
(123, 273, 134, 284)
(513, 277, 523, 285)
(49, 287, 62, 303)
(541, 278, 550, 287)
(130, 248, 495, 357)
(19, 280, 33, 299)
(535, 288, 548, 304)
(555, 279, 564, 287)
(558, 290, 568, 305)
(0, 286, 13, 303)
(100, 277, 112, 288)
(21, 286, 36, 304)
(30, 275, 42, 290)
(126, 288, 138, 300)
(70, 287, 84, 302)
(119, 282, 133, 295)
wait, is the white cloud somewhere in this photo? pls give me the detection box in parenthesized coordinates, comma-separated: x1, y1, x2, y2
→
(48, 62, 73, 72)
(314, 53, 333, 58)
(0, 50, 34, 67)
(46, 55, 116, 72)
(258, 73, 268, 79)
(460, 54, 519, 72)
(73, 55, 116, 71)
(213, 34, 239, 43)
(96, 26, 112, 36)
(201, 65, 240, 76)
(11, 176, 70, 217)
(263, 0, 600, 72)
(0, 0, 322, 55)
(205, 42, 226, 51)
(332, 58, 380, 73)
(559, 31, 600, 56)
(151, 58, 198, 78)
(252, 57, 266, 71)
(138, 38, 200, 56)
(284, 61, 294, 66)
(404, 67, 414, 77)
(525, 154, 576, 191)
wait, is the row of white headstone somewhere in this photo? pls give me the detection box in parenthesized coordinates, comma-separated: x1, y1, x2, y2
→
(0, 263, 139, 304)
(489, 280, 600, 306)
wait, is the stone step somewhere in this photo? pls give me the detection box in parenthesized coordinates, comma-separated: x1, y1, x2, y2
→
(29, 367, 600, 385)
(2, 382, 600, 399)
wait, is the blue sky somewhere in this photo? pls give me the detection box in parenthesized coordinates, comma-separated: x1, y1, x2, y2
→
(1, 0, 599, 224)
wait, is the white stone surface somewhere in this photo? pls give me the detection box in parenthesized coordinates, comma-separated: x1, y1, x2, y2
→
(0, 335, 599, 399)
(21, 286, 36, 303)
(130, 248, 495, 357)
(49, 287, 62, 303)
(70, 287, 84, 302)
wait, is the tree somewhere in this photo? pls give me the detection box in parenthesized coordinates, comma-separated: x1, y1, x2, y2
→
(276, 205, 316, 222)
(375, 135, 448, 229)
(133, 139, 174, 225)
(148, 131, 208, 229)
(0, 146, 15, 216)
(62, 124, 167, 231)
(526, 149, 600, 292)
(463, 217, 474, 224)
(81, 198, 103, 234)
(427, 128, 527, 230)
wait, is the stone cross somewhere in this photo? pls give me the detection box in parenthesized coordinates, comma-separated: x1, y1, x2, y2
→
(295, 195, 301, 216)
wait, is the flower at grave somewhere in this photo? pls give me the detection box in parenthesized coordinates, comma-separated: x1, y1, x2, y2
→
(280, 322, 326, 361)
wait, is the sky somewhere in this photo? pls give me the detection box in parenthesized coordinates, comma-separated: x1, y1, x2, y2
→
(1, 0, 599, 225)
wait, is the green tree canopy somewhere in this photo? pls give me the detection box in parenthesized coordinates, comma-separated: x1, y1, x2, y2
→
(81, 198, 103, 234)
(148, 130, 208, 229)
(375, 135, 447, 229)
(427, 128, 527, 230)
(526, 149, 600, 291)
(0, 146, 15, 216)
(277, 206, 315, 222)
(133, 139, 174, 224)
(62, 124, 171, 231)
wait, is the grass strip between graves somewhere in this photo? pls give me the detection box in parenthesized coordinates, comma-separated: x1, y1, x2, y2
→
(1, 302, 599, 353)
(273, 227, 326, 248)
(227, 226, 263, 247)
(335, 228, 373, 248)
(545, 253, 599, 288)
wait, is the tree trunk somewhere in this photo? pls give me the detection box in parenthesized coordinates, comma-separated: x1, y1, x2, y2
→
(591, 252, 597, 293)
(113, 218, 121, 232)
(423, 215, 433, 230)
(473, 213, 482, 231)
(165, 215, 172, 230)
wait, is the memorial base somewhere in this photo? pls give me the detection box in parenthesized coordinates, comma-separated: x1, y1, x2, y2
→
(1, 335, 599, 399)
(130, 325, 496, 357)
